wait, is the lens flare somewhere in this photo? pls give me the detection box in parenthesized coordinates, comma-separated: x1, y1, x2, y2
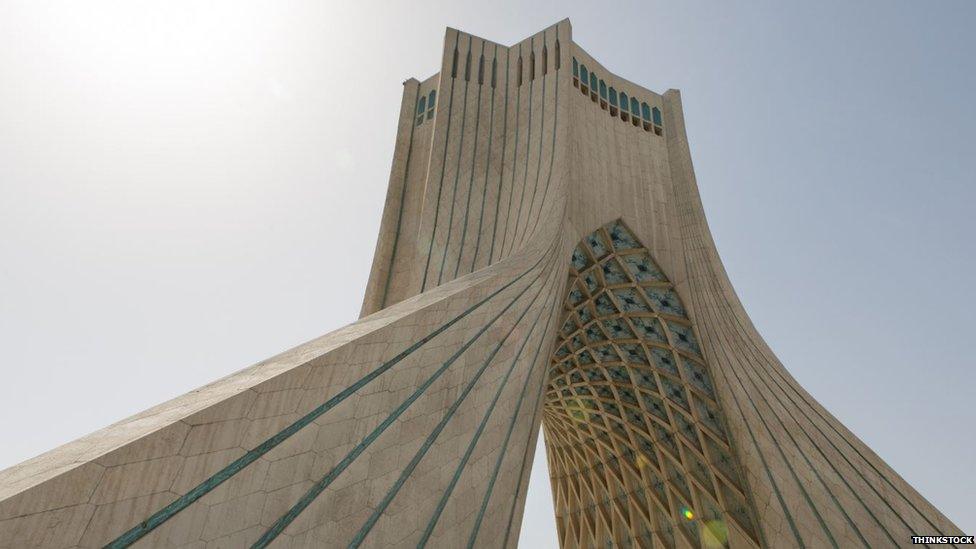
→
(680, 506, 694, 520)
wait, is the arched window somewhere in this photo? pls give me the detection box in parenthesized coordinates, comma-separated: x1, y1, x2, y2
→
(530, 51, 535, 81)
(517, 56, 523, 86)
(631, 97, 640, 116)
(580, 64, 588, 85)
(641, 102, 651, 121)
(599, 80, 607, 100)
(555, 40, 561, 70)
(491, 57, 497, 88)
(573, 58, 579, 78)
(416, 94, 426, 125)
(464, 49, 471, 81)
(451, 46, 458, 78)
(427, 90, 436, 119)
(542, 45, 548, 75)
(652, 107, 662, 125)
(589, 72, 597, 91)
(619, 92, 629, 112)
(609, 87, 618, 107)
(478, 54, 484, 84)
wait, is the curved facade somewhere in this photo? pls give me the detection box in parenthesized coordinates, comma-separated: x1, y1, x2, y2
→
(0, 20, 962, 549)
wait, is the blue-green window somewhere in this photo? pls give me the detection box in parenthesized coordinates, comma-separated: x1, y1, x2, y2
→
(599, 80, 607, 100)
(589, 72, 597, 90)
(609, 87, 618, 107)
(573, 58, 578, 78)
(641, 102, 651, 121)
(619, 92, 629, 112)
(427, 90, 436, 119)
(416, 94, 426, 125)
(630, 97, 640, 116)
(652, 107, 662, 125)
(580, 64, 588, 85)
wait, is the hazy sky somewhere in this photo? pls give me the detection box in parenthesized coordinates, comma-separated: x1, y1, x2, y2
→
(1, 1, 973, 544)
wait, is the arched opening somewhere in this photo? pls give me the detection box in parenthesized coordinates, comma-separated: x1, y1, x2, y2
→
(416, 95, 426, 126)
(653, 106, 663, 135)
(542, 220, 759, 548)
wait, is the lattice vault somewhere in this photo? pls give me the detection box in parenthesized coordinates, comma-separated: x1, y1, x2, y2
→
(544, 221, 758, 548)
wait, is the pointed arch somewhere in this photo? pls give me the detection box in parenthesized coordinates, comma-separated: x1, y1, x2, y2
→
(544, 220, 761, 548)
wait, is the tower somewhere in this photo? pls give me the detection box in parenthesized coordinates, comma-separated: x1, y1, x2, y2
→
(0, 20, 962, 548)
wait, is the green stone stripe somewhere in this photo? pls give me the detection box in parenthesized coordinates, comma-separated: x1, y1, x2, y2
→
(723, 328, 872, 546)
(452, 41, 489, 280)
(418, 280, 558, 548)
(436, 39, 480, 286)
(526, 28, 561, 243)
(694, 246, 922, 546)
(500, 312, 555, 549)
(463, 290, 559, 548)
(678, 246, 806, 548)
(105, 246, 545, 549)
(700, 243, 952, 542)
(468, 43, 499, 273)
(497, 43, 523, 263)
(378, 75, 421, 310)
(351, 262, 558, 549)
(421, 33, 464, 292)
(505, 37, 534, 258)
(251, 245, 558, 548)
(487, 46, 512, 264)
(513, 32, 548, 247)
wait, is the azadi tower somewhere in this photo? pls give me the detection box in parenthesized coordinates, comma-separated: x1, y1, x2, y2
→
(0, 20, 963, 549)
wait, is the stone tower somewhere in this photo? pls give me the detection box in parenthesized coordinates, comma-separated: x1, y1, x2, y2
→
(0, 20, 961, 549)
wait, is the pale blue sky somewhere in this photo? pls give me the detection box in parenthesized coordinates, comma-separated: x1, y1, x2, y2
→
(1, 1, 972, 544)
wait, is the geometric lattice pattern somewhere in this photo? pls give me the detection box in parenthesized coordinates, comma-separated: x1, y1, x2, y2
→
(543, 220, 761, 548)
